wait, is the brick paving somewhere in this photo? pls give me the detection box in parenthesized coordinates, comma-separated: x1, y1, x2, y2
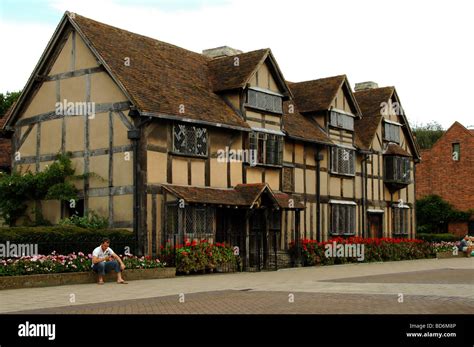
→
(1, 258, 472, 314)
(9, 290, 474, 314)
(323, 268, 474, 284)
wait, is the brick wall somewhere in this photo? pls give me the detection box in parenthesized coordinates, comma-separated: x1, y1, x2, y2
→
(416, 122, 474, 211)
(448, 222, 468, 238)
(0, 116, 12, 172)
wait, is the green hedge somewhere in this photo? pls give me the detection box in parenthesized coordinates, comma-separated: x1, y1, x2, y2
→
(416, 233, 458, 242)
(0, 226, 135, 255)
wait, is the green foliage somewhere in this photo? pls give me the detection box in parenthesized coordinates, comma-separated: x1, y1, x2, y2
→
(412, 121, 445, 150)
(0, 226, 135, 255)
(416, 195, 472, 233)
(416, 233, 458, 242)
(0, 91, 21, 116)
(0, 153, 78, 225)
(59, 211, 109, 230)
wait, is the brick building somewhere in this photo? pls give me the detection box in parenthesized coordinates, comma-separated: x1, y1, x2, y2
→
(0, 109, 12, 173)
(416, 121, 474, 235)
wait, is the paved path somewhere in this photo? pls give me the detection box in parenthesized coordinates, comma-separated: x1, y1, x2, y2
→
(1, 258, 473, 314)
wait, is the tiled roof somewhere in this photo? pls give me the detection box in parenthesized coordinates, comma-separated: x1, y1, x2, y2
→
(354, 87, 394, 118)
(384, 143, 412, 157)
(282, 101, 333, 145)
(208, 49, 269, 92)
(288, 75, 346, 113)
(71, 14, 250, 130)
(354, 87, 394, 150)
(162, 183, 304, 209)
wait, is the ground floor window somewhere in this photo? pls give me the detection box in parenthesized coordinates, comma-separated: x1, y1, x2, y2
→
(165, 203, 215, 240)
(330, 203, 356, 235)
(392, 207, 409, 236)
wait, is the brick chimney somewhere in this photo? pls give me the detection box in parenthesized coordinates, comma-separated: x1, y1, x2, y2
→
(202, 46, 243, 58)
(354, 81, 379, 92)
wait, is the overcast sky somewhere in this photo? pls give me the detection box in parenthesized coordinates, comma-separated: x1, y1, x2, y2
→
(1, 0, 473, 129)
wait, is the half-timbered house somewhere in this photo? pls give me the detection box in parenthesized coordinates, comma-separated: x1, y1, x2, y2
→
(0, 12, 420, 269)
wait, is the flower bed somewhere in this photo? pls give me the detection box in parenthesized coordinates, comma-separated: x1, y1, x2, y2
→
(289, 237, 434, 266)
(0, 252, 164, 277)
(160, 240, 240, 275)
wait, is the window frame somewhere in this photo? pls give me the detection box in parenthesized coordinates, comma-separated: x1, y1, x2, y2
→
(172, 123, 208, 157)
(452, 143, 460, 161)
(330, 203, 356, 236)
(246, 88, 283, 114)
(329, 110, 354, 131)
(249, 131, 283, 166)
(330, 146, 356, 176)
(392, 206, 409, 236)
(384, 156, 411, 184)
(383, 121, 401, 144)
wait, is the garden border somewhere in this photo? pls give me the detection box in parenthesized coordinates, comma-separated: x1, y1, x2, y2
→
(0, 267, 176, 290)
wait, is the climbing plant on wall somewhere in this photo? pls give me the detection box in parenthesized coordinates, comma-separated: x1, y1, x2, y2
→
(0, 153, 78, 226)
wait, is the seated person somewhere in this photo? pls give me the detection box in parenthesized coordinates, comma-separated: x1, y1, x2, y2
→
(458, 235, 474, 254)
(92, 238, 127, 284)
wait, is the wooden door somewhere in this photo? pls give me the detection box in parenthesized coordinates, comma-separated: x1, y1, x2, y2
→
(368, 213, 383, 238)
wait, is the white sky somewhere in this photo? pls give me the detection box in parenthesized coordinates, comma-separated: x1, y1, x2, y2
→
(1, 0, 473, 129)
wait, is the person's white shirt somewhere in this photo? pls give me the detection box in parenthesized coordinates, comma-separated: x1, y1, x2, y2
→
(92, 246, 115, 267)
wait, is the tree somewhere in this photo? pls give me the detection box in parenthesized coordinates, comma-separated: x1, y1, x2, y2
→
(0, 91, 22, 117)
(412, 121, 445, 150)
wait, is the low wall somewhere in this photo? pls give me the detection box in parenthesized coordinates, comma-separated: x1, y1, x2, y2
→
(0, 267, 176, 290)
(436, 251, 470, 259)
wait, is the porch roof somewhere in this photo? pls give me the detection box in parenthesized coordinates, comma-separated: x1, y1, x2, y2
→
(161, 183, 304, 210)
(384, 143, 412, 157)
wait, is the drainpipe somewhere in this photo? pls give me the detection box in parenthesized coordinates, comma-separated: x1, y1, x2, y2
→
(361, 153, 369, 237)
(127, 107, 152, 256)
(315, 146, 323, 241)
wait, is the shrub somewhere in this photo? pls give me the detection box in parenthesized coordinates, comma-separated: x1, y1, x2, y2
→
(416, 233, 458, 242)
(289, 237, 434, 266)
(0, 226, 135, 255)
(59, 211, 109, 230)
(416, 195, 472, 234)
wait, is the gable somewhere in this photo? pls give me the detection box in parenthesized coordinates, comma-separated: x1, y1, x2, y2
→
(248, 59, 283, 94)
(15, 28, 128, 123)
(330, 81, 359, 116)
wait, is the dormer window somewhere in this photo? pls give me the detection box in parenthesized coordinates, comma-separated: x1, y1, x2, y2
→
(246, 88, 283, 114)
(329, 110, 354, 131)
(384, 120, 401, 143)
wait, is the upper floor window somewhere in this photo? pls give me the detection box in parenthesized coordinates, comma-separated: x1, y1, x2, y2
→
(330, 202, 356, 235)
(249, 131, 283, 166)
(384, 156, 411, 184)
(384, 121, 401, 143)
(452, 143, 460, 161)
(329, 110, 354, 131)
(247, 88, 283, 114)
(173, 124, 208, 156)
(330, 146, 355, 176)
